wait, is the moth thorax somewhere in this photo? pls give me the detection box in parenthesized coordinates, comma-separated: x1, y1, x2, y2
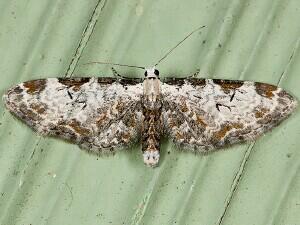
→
(143, 79, 161, 96)
(143, 79, 161, 109)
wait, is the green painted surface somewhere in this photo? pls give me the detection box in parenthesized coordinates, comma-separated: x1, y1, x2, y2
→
(0, 0, 299, 225)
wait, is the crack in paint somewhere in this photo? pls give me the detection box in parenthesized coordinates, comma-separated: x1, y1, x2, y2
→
(64, 0, 108, 78)
(216, 142, 255, 225)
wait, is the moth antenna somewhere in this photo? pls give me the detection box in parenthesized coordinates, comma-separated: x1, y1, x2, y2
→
(82, 61, 145, 70)
(154, 25, 206, 66)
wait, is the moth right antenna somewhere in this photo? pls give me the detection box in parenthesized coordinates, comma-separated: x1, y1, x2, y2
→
(154, 25, 206, 67)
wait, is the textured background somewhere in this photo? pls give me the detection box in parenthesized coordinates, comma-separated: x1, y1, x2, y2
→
(0, 0, 299, 224)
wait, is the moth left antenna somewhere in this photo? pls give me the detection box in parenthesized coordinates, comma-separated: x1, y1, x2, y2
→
(154, 25, 206, 66)
(83, 61, 145, 70)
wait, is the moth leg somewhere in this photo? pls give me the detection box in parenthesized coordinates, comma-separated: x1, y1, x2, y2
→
(191, 68, 201, 78)
(111, 67, 122, 78)
(111, 67, 143, 84)
(167, 69, 201, 80)
(161, 69, 201, 83)
(179, 68, 201, 79)
(111, 67, 136, 80)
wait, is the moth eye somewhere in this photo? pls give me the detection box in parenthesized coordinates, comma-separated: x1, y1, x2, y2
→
(154, 69, 159, 76)
(144, 71, 148, 77)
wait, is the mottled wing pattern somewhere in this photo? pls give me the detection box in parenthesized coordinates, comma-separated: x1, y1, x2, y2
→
(161, 78, 297, 152)
(3, 77, 144, 154)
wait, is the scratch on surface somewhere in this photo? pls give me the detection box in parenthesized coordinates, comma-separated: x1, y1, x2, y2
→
(201, 0, 245, 75)
(174, 159, 208, 225)
(277, 37, 300, 85)
(129, 164, 166, 225)
(216, 142, 255, 225)
(64, 0, 108, 78)
(267, 160, 300, 224)
(63, 182, 74, 210)
(19, 139, 41, 188)
(239, 0, 282, 80)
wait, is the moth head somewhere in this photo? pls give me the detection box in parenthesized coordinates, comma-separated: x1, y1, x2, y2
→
(143, 150, 160, 167)
(144, 67, 159, 79)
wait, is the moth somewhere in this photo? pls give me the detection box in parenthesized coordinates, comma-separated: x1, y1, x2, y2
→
(2, 67, 297, 167)
(2, 26, 298, 167)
